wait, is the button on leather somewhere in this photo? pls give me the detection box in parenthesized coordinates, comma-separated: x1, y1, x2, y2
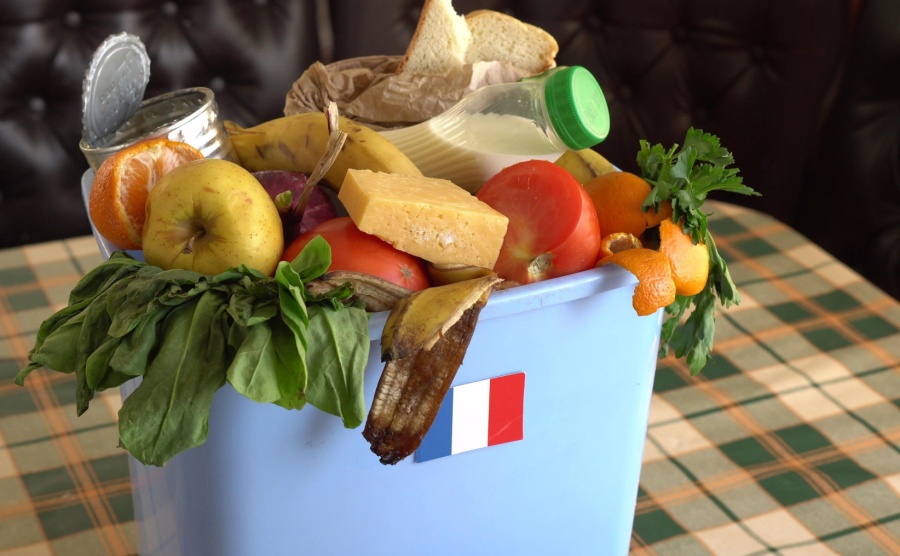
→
(28, 97, 46, 113)
(210, 77, 226, 91)
(162, 2, 178, 16)
(751, 46, 766, 62)
(64, 11, 81, 27)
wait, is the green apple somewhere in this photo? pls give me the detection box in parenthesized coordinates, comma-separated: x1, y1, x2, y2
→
(142, 158, 284, 276)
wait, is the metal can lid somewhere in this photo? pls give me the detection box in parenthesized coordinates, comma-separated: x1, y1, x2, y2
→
(81, 32, 151, 148)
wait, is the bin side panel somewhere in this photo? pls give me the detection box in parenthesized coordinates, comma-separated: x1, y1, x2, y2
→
(127, 280, 660, 556)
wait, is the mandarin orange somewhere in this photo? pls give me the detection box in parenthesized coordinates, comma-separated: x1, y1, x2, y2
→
(658, 218, 710, 296)
(597, 248, 676, 316)
(583, 172, 672, 237)
(89, 139, 203, 249)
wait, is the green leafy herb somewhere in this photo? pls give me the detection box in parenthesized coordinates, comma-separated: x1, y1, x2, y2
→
(637, 128, 759, 375)
(16, 238, 372, 467)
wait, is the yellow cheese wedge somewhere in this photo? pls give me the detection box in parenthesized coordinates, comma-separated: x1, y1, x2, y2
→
(338, 169, 509, 268)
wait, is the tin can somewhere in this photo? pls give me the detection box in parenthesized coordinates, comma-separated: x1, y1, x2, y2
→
(80, 87, 236, 171)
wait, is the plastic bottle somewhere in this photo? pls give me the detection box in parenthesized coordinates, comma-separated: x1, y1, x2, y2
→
(378, 65, 610, 193)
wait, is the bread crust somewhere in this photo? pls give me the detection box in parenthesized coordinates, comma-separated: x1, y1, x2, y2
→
(396, 0, 470, 75)
(397, 2, 558, 76)
(464, 10, 559, 74)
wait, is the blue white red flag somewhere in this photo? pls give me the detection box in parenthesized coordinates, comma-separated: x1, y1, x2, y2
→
(415, 372, 525, 463)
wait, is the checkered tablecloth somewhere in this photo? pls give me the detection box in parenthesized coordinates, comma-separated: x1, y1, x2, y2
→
(1, 202, 899, 555)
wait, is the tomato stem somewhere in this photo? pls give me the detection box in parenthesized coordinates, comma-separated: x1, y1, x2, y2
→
(528, 253, 552, 278)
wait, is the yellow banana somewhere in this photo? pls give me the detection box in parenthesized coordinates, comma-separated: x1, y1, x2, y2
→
(380, 273, 502, 362)
(554, 147, 618, 184)
(226, 113, 422, 191)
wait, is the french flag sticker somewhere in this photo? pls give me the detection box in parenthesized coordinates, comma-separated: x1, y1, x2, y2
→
(415, 372, 525, 463)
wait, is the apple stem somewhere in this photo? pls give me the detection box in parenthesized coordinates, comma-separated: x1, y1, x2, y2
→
(182, 230, 205, 255)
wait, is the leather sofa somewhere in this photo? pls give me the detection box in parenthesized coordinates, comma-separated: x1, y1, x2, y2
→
(2, 0, 897, 297)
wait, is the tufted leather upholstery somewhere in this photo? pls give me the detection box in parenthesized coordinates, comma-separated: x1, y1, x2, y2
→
(0, 0, 322, 248)
(794, 0, 900, 298)
(5, 0, 896, 299)
(331, 0, 857, 224)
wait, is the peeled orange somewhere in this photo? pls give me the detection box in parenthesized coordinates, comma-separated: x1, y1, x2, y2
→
(584, 172, 672, 237)
(88, 139, 203, 249)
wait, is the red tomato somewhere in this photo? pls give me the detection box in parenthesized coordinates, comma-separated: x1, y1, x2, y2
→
(281, 216, 430, 291)
(476, 160, 601, 284)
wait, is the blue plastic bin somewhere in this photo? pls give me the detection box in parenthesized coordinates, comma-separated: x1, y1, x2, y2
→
(82, 170, 662, 556)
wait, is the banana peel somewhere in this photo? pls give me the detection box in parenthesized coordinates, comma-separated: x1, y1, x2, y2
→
(306, 271, 413, 313)
(425, 262, 495, 287)
(380, 273, 502, 361)
(364, 276, 499, 465)
(225, 113, 422, 192)
(554, 148, 617, 184)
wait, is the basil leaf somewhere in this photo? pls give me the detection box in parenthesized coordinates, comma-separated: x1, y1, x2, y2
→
(305, 304, 369, 429)
(21, 311, 88, 383)
(109, 308, 170, 377)
(270, 317, 308, 410)
(227, 289, 278, 327)
(275, 261, 310, 339)
(75, 287, 121, 414)
(25, 255, 143, 372)
(227, 322, 280, 402)
(67, 251, 143, 306)
(289, 235, 331, 282)
(118, 290, 228, 467)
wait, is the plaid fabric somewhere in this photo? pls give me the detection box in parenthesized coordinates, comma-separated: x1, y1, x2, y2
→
(1, 203, 898, 555)
(0, 237, 137, 556)
(632, 203, 900, 555)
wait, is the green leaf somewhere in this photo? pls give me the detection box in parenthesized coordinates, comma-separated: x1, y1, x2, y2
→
(226, 321, 292, 404)
(275, 261, 310, 334)
(638, 128, 759, 375)
(108, 308, 171, 377)
(289, 235, 332, 282)
(19, 310, 88, 385)
(305, 304, 369, 429)
(117, 290, 228, 467)
(269, 317, 308, 410)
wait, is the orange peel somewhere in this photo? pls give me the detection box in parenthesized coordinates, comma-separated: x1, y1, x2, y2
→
(597, 232, 642, 261)
(659, 219, 710, 296)
(597, 248, 676, 316)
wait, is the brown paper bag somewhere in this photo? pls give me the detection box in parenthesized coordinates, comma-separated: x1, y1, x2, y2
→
(283, 56, 534, 130)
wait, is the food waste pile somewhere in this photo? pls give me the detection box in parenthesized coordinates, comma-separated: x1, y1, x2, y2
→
(16, 2, 757, 467)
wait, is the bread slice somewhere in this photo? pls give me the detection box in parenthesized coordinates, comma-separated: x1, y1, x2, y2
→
(464, 10, 558, 74)
(396, 0, 472, 74)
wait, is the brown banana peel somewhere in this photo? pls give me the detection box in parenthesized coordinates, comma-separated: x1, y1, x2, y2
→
(305, 271, 413, 313)
(363, 284, 495, 465)
(426, 262, 496, 286)
(380, 273, 502, 361)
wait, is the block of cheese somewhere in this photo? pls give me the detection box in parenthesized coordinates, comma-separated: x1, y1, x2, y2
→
(338, 169, 509, 268)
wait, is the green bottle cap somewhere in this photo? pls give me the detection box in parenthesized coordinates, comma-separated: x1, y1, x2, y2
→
(544, 66, 610, 150)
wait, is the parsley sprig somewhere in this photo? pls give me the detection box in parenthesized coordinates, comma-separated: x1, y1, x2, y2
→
(637, 128, 759, 375)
